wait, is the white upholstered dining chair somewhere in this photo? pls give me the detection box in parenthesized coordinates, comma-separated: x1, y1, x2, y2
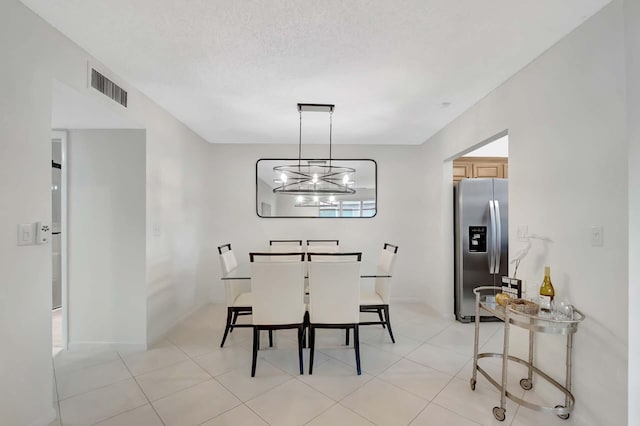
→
(307, 252, 363, 375)
(269, 240, 304, 258)
(358, 243, 398, 343)
(218, 244, 252, 347)
(306, 239, 340, 253)
(249, 252, 306, 377)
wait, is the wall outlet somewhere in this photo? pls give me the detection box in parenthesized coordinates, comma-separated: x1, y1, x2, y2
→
(517, 225, 528, 241)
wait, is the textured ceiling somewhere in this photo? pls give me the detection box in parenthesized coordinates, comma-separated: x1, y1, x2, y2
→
(23, 0, 609, 145)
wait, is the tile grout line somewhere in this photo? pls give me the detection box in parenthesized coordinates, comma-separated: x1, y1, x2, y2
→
(112, 351, 166, 426)
(57, 375, 132, 403)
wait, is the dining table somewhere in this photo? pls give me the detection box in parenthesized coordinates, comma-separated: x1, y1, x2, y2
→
(221, 261, 391, 280)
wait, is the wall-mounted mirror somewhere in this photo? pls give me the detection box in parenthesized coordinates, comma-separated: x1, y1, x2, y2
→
(256, 159, 377, 218)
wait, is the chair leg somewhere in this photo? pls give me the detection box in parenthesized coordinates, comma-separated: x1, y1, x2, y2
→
(251, 326, 260, 377)
(377, 308, 386, 329)
(231, 310, 241, 333)
(345, 328, 350, 346)
(302, 327, 307, 349)
(269, 330, 273, 347)
(220, 307, 233, 347)
(309, 326, 316, 375)
(383, 305, 395, 343)
(297, 324, 304, 375)
(303, 311, 310, 348)
(354, 325, 362, 375)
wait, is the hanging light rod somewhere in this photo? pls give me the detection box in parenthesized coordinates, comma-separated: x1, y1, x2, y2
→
(297, 103, 335, 113)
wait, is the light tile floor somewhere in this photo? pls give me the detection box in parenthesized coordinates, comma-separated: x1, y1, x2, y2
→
(49, 303, 569, 426)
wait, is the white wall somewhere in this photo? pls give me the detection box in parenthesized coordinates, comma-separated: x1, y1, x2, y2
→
(625, 0, 640, 423)
(67, 129, 146, 348)
(207, 143, 428, 303)
(145, 122, 211, 342)
(463, 134, 509, 157)
(0, 0, 210, 424)
(421, 2, 627, 425)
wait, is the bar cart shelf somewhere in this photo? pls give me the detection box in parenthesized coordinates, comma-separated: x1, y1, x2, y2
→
(471, 286, 585, 422)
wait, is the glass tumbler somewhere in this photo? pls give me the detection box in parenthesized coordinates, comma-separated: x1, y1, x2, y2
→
(552, 299, 574, 320)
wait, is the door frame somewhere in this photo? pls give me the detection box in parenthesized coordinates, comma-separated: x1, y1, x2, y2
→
(52, 130, 68, 350)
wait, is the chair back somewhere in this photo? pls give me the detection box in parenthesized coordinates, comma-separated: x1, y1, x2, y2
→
(269, 240, 303, 246)
(308, 254, 362, 324)
(306, 240, 339, 253)
(307, 252, 361, 262)
(269, 245, 303, 255)
(218, 243, 242, 306)
(249, 253, 306, 325)
(218, 244, 238, 274)
(375, 243, 398, 304)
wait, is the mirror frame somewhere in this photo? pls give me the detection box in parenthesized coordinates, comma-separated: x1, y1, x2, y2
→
(255, 158, 377, 219)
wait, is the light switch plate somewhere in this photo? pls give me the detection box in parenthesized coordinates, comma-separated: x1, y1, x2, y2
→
(17, 223, 34, 246)
(591, 225, 604, 247)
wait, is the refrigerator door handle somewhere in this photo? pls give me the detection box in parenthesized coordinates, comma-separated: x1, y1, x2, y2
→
(488, 200, 497, 273)
(494, 200, 502, 275)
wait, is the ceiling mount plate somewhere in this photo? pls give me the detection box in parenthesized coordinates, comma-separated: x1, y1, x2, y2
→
(297, 103, 335, 113)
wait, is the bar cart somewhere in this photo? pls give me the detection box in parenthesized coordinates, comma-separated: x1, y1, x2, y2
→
(471, 286, 585, 422)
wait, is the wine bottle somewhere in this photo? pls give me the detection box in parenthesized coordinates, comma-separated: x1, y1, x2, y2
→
(539, 266, 555, 311)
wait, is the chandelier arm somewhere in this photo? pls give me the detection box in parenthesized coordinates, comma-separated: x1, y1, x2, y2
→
(298, 110, 302, 168)
(329, 110, 333, 167)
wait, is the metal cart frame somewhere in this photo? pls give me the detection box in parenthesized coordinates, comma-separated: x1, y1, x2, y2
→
(471, 286, 585, 422)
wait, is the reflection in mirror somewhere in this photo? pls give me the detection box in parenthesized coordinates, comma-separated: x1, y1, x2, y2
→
(256, 159, 377, 218)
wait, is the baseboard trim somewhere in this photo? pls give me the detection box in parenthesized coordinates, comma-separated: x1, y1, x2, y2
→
(67, 341, 147, 352)
(147, 301, 210, 345)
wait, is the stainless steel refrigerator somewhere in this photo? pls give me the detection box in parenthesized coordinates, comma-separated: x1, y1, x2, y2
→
(454, 178, 508, 322)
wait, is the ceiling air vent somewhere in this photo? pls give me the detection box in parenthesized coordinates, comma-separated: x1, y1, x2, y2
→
(90, 68, 128, 108)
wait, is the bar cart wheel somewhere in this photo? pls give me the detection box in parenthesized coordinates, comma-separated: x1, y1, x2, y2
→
(493, 406, 506, 421)
(520, 378, 533, 390)
(555, 405, 570, 420)
(470, 378, 476, 391)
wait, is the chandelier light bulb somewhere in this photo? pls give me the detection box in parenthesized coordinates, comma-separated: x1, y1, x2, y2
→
(312, 173, 319, 184)
(296, 195, 304, 202)
(329, 195, 336, 202)
(313, 196, 319, 202)
(343, 174, 349, 185)
(280, 173, 287, 184)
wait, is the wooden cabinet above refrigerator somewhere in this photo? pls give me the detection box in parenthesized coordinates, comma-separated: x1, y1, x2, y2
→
(453, 157, 508, 182)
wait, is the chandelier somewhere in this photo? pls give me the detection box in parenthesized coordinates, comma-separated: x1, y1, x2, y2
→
(293, 194, 339, 208)
(273, 103, 356, 197)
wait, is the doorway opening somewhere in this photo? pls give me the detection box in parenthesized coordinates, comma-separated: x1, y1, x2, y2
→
(51, 79, 144, 356)
(52, 131, 67, 356)
(452, 132, 509, 322)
